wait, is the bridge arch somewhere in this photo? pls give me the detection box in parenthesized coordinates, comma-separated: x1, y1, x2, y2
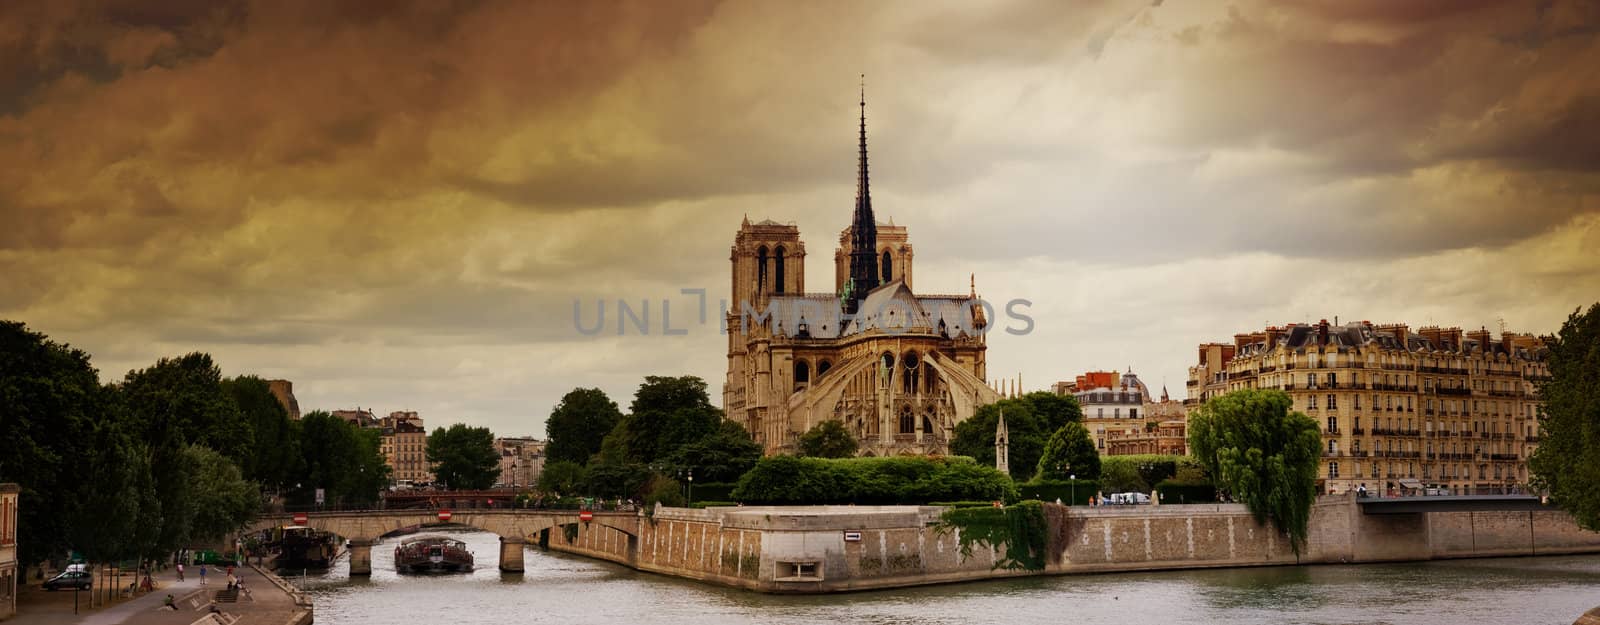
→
(248, 510, 640, 575)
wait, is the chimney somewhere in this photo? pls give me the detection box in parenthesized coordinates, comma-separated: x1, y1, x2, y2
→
(1467, 328, 1492, 353)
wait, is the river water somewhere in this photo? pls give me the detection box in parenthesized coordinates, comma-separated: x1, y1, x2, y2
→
(293, 529, 1600, 625)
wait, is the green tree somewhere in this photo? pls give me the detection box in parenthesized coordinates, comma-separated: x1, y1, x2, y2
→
(538, 460, 587, 495)
(222, 376, 297, 490)
(544, 388, 622, 466)
(426, 423, 500, 490)
(951, 399, 1045, 480)
(1020, 391, 1083, 432)
(184, 445, 259, 542)
(797, 420, 859, 458)
(624, 376, 723, 464)
(292, 411, 387, 506)
(67, 420, 148, 564)
(1529, 303, 1600, 530)
(1099, 458, 1148, 493)
(118, 353, 253, 461)
(0, 321, 103, 571)
(665, 421, 762, 483)
(1035, 422, 1100, 481)
(1188, 388, 1321, 553)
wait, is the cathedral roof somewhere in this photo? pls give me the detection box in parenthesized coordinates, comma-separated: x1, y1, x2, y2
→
(761, 281, 982, 340)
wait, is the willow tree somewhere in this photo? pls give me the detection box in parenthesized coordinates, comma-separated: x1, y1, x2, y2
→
(1188, 388, 1321, 553)
(1529, 303, 1600, 530)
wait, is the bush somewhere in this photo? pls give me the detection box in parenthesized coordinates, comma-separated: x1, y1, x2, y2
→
(1099, 455, 1206, 489)
(938, 500, 1049, 571)
(688, 501, 738, 509)
(1156, 479, 1217, 504)
(732, 455, 1016, 505)
(644, 474, 685, 509)
(1015, 479, 1098, 506)
(691, 482, 737, 503)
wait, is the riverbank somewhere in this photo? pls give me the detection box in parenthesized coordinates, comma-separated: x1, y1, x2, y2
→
(7, 564, 311, 625)
(539, 494, 1600, 593)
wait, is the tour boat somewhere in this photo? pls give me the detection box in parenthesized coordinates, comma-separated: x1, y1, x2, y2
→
(276, 526, 339, 570)
(393, 535, 474, 573)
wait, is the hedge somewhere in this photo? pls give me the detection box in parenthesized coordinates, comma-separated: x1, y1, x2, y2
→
(1015, 479, 1099, 506)
(732, 455, 1017, 505)
(690, 482, 738, 503)
(1155, 479, 1217, 504)
(688, 501, 739, 509)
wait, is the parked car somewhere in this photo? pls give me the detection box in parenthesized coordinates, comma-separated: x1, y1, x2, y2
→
(43, 571, 92, 591)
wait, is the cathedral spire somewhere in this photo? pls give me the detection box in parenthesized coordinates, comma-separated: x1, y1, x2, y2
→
(846, 75, 880, 313)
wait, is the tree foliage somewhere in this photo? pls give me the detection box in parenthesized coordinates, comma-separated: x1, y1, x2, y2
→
(1034, 422, 1101, 482)
(544, 388, 622, 466)
(951, 393, 1083, 480)
(0, 321, 105, 567)
(538, 460, 587, 495)
(292, 412, 388, 505)
(1188, 388, 1321, 553)
(426, 423, 500, 490)
(184, 444, 259, 542)
(1529, 303, 1600, 531)
(222, 376, 298, 490)
(797, 420, 859, 458)
(623, 376, 723, 464)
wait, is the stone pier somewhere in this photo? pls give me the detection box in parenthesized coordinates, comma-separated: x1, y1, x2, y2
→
(498, 536, 525, 573)
(348, 539, 373, 576)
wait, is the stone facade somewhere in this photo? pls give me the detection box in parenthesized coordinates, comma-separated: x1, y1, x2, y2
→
(0, 484, 16, 620)
(379, 412, 432, 485)
(267, 379, 301, 420)
(722, 98, 998, 456)
(1185, 320, 1549, 495)
(494, 437, 545, 488)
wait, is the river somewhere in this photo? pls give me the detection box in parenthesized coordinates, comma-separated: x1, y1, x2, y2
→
(292, 529, 1600, 625)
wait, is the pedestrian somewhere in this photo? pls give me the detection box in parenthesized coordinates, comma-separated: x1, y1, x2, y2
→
(199, 564, 208, 586)
(176, 562, 185, 581)
(162, 595, 177, 611)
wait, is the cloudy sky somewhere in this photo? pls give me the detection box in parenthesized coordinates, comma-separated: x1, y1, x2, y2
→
(4, 0, 1598, 437)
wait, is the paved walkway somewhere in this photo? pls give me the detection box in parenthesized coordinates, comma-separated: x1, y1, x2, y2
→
(11, 566, 307, 625)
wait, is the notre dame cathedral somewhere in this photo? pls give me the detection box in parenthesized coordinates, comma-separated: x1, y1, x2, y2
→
(722, 92, 1000, 457)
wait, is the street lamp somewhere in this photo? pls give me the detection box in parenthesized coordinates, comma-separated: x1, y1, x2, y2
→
(1070, 474, 1076, 506)
(687, 468, 695, 506)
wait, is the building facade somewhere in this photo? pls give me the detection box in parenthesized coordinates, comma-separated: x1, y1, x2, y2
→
(332, 408, 378, 428)
(495, 437, 546, 489)
(1185, 320, 1549, 495)
(722, 94, 999, 457)
(1058, 370, 1151, 452)
(379, 412, 432, 485)
(0, 483, 16, 621)
(267, 379, 301, 420)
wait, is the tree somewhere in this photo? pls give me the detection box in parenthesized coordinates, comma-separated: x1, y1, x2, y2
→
(1188, 388, 1321, 553)
(1099, 458, 1148, 493)
(544, 388, 622, 466)
(222, 376, 297, 490)
(950, 398, 1045, 480)
(118, 353, 252, 461)
(665, 421, 762, 483)
(426, 423, 500, 490)
(1529, 303, 1600, 530)
(292, 411, 387, 506)
(624, 376, 723, 464)
(184, 445, 259, 542)
(0, 321, 103, 571)
(1020, 391, 1083, 433)
(1035, 422, 1100, 481)
(538, 460, 587, 495)
(798, 420, 859, 458)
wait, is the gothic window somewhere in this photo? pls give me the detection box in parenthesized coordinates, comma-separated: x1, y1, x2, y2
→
(881, 250, 893, 282)
(899, 408, 915, 434)
(922, 414, 934, 435)
(756, 246, 769, 294)
(903, 352, 920, 393)
(775, 246, 787, 294)
(795, 360, 809, 388)
(817, 360, 832, 378)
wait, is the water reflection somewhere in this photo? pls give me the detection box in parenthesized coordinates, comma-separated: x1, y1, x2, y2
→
(296, 529, 1600, 625)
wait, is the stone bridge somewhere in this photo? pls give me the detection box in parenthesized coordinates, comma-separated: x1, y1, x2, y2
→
(250, 509, 641, 575)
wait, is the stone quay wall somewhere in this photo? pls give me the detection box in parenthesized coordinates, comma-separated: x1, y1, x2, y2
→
(535, 495, 1600, 593)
